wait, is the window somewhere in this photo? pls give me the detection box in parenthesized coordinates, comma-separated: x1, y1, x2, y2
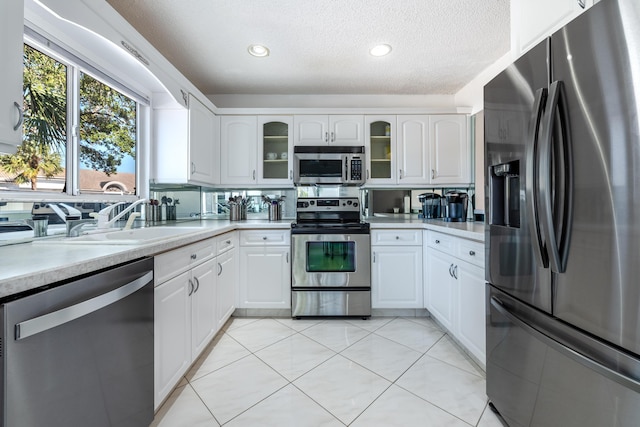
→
(0, 40, 140, 197)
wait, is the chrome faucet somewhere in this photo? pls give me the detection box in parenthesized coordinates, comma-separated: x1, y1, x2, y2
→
(66, 218, 98, 237)
(89, 199, 147, 229)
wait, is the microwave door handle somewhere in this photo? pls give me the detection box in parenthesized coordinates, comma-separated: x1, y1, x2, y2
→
(344, 156, 348, 182)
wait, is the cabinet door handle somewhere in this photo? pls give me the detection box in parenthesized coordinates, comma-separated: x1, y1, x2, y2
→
(324, 132, 329, 143)
(286, 252, 289, 263)
(191, 162, 196, 174)
(330, 131, 335, 142)
(13, 102, 23, 131)
(431, 169, 435, 180)
(448, 264, 453, 277)
(366, 169, 370, 180)
(469, 250, 476, 256)
(193, 276, 200, 293)
(191, 254, 197, 260)
(372, 252, 376, 263)
(289, 170, 293, 180)
(399, 169, 403, 179)
(395, 236, 400, 240)
(435, 239, 440, 244)
(218, 262, 222, 275)
(262, 236, 267, 240)
(226, 240, 231, 245)
(253, 170, 256, 180)
(188, 279, 194, 296)
(453, 265, 458, 280)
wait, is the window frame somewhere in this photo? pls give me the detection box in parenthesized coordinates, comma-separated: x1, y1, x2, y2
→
(0, 29, 149, 202)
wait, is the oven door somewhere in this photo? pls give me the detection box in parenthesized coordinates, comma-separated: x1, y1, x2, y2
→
(291, 232, 370, 288)
(294, 152, 346, 185)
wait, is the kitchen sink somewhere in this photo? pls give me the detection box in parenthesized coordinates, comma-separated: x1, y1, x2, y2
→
(36, 226, 205, 245)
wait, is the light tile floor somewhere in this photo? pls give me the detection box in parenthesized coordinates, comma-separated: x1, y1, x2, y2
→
(151, 317, 504, 427)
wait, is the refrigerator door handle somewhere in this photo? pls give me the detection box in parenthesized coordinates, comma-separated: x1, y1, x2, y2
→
(490, 296, 640, 393)
(539, 81, 573, 274)
(525, 87, 549, 268)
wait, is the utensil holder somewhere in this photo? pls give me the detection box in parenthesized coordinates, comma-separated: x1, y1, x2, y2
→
(268, 202, 282, 221)
(229, 204, 240, 221)
(145, 205, 162, 225)
(166, 206, 177, 221)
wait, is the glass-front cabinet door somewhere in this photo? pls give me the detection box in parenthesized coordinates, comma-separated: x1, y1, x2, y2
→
(257, 116, 293, 185)
(365, 115, 396, 184)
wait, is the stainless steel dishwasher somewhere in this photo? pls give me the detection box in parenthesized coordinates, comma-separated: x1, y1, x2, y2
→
(0, 257, 154, 427)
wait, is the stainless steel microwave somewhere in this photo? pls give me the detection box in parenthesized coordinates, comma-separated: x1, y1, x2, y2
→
(293, 146, 365, 186)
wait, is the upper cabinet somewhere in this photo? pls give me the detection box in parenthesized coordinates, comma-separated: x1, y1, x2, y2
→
(512, 0, 595, 57)
(371, 115, 470, 187)
(0, 0, 24, 154)
(429, 115, 469, 184)
(365, 116, 397, 184)
(220, 116, 258, 185)
(257, 116, 293, 185)
(294, 115, 364, 146)
(153, 93, 219, 186)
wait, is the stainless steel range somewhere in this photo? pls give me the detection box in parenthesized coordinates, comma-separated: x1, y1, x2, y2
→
(291, 197, 371, 318)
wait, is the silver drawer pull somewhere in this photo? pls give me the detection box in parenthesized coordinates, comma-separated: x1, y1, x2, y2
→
(262, 236, 267, 240)
(469, 250, 476, 256)
(226, 240, 231, 244)
(395, 236, 400, 240)
(190, 254, 197, 260)
(435, 240, 440, 244)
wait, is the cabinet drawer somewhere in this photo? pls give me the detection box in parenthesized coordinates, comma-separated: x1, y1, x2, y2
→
(240, 229, 290, 246)
(372, 229, 422, 246)
(426, 230, 457, 255)
(215, 231, 237, 255)
(154, 238, 215, 285)
(457, 238, 485, 268)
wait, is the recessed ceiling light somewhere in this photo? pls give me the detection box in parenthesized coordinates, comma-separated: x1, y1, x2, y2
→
(248, 44, 270, 57)
(370, 44, 392, 57)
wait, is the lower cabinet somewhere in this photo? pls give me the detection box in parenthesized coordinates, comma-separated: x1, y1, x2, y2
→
(371, 229, 423, 308)
(424, 230, 486, 365)
(216, 235, 238, 330)
(154, 234, 238, 409)
(238, 229, 291, 309)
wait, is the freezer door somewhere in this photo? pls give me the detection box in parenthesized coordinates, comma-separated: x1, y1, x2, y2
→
(484, 40, 552, 313)
(487, 285, 640, 427)
(550, 0, 640, 355)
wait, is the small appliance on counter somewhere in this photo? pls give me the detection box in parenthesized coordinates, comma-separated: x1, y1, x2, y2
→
(418, 193, 443, 219)
(443, 191, 468, 222)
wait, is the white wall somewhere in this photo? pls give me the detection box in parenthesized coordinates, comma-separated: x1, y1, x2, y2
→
(453, 52, 513, 114)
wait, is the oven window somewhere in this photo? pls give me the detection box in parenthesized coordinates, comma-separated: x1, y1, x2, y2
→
(299, 159, 342, 177)
(306, 241, 356, 272)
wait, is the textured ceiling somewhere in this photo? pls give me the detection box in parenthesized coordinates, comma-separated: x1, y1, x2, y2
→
(106, 0, 510, 96)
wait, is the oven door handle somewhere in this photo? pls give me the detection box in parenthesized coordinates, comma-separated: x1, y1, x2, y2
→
(15, 271, 153, 341)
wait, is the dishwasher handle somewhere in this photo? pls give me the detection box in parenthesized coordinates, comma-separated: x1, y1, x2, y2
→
(15, 270, 153, 341)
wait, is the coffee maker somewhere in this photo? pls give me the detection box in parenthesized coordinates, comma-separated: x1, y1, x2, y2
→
(418, 193, 443, 219)
(443, 191, 468, 222)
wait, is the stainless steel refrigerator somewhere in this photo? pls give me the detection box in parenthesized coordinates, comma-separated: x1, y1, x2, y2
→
(484, 0, 640, 425)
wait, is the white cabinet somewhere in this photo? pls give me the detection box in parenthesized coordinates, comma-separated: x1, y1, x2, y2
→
(238, 229, 291, 309)
(153, 93, 219, 186)
(215, 231, 238, 330)
(512, 0, 594, 57)
(397, 115, 430, 184)
(220, 116, 258, 185)
(424, 230, 486, 365)
(257, 116, 293, 185)
(154, 238, 216, 409)
(425, 247, 457, 331)
(154, 270, 191, 410)
(394, 115, 470, 186)
(0, 0, 24, 154)
(294, 115, 364, 146)
(189, 96, 219, 184)
(365, 115, 397, 184)
(456, 261, 486, 364)
(429, 115, 469, 184)
(371, 229, 423, 309)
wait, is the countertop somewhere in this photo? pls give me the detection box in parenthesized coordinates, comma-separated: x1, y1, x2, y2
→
(0, 217, 484, 299)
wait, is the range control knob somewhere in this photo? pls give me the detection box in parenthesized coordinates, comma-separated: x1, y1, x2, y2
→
(353, 202, 358, 207)
(310, 200, 315, 205)
(347, 200, 353, 205)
